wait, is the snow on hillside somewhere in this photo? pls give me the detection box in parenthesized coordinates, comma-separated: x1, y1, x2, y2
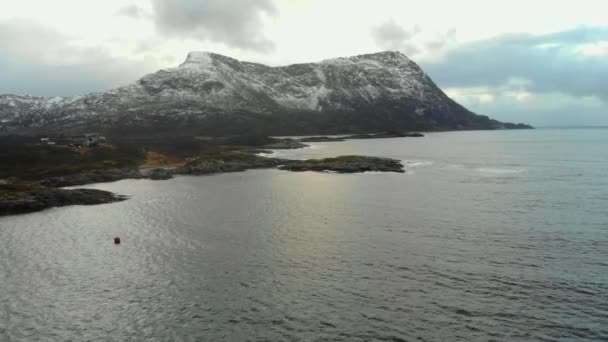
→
(0, 51, 503, 134)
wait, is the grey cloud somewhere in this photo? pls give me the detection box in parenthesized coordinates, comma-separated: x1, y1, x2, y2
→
(463, 92, 608, 126)
(372, 21, 458, 57)
(372, 21, 420, 54)
(116, 5, 148, 19)
(398, 43, 420, 56)
(151, 0, 276, 52)
(421, 27, 608, 100)
(373, 21, 416, 46)
(0, 20, 156, 96)
(424, 29, 456, 51)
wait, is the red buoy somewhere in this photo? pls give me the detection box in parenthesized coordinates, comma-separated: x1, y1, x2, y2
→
(114, 236, 121, 244)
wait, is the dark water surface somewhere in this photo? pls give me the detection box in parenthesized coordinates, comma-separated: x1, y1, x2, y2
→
(1, 129, 607, 341)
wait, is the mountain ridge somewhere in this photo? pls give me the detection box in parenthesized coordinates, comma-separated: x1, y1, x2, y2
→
(0, 51, 532, 136)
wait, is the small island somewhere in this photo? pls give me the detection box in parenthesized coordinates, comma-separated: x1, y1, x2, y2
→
(279, 156, 404, 173)
(299, 131, 425, 142)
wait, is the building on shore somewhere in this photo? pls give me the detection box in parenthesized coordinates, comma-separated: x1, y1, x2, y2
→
(69, 133, 105, 147)
(46, 133, 106, 147)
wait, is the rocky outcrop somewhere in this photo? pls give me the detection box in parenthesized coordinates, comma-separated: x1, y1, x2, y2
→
(299, 136, 346, 142)
(176, 152, 285, 175)
(262, 139, 309, 149)
(345, 131, 425, 139)
(177, 152, 406, 174)
(298, 131, 424, 142)
(0, 188, 126, 216)
(37, 168, 174, 187)
(279, 156, 404, 173)
(139, 168, 175, 180)
(37, 168, 144, 187)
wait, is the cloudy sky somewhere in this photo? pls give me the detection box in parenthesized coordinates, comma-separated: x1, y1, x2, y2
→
(1, 0, 607, 126)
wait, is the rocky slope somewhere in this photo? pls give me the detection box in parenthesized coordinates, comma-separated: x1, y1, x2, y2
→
(0, 51, 531, 136)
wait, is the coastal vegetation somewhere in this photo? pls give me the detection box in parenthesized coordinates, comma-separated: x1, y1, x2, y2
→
(0, 135, 144, 180)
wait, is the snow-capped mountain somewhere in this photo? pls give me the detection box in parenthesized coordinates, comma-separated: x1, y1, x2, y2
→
(0, 51, 530, 135)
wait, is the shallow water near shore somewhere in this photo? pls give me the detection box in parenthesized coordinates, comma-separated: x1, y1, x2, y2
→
(1, 128, 608, 341)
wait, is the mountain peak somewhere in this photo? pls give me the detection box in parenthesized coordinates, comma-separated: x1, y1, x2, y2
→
(180, 50, 410, 68)
(179, 51, 248, 70)
(361, 50, 413, 62)
(181, 51, 214, 65)
(320, 50, 413, 65)
(371, 50, 406, 56)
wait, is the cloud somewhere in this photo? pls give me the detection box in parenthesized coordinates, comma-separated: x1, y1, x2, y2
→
(0, 20, 157, 96)
(372, 20, 421, 55)
(151, 0, 276, 52)
(371, 21, 457, 61)
(421, 26, 608, 101)
(577, 41, 608, 57)
(413, 26, 608, 125)
(444, 80, 536, 109)
(116, 5, 148, 19)
(372, 21, 418, 47)
(424, 28, 456, 52)
(447, 87, 607, 126)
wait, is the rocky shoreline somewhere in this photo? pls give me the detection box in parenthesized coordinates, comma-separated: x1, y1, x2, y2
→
(1, 132, 420, 217)
(0, 187, 127, 216)
(37, 168, 174, 188)
(0, 153, 405, 217)
(297, 131, 425, 143)
(279, 156, 404, 173)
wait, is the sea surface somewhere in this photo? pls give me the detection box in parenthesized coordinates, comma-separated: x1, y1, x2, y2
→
(1, 128, 607, 341)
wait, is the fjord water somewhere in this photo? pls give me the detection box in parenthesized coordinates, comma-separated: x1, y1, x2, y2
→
(1, 129, 607, 341)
